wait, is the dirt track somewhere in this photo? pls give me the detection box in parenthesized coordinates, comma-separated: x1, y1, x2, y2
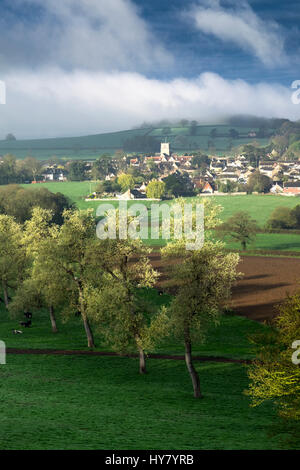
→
(6, 348, 250, 363)
(151, 253, 300, 323)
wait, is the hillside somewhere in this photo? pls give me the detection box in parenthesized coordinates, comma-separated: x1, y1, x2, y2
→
(0, 124, 274, 160)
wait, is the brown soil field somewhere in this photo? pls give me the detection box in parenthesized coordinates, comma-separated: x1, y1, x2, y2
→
(150, 253, 300, 323)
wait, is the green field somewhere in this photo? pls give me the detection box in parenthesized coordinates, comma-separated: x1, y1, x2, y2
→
(23, 183, 300, 252)
(0, 124, 272, 159)
(0, 299, 288, 450)
(0, 355, 283, 450)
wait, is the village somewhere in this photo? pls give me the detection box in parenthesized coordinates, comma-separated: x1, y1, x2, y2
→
(39, 141, 300, 199)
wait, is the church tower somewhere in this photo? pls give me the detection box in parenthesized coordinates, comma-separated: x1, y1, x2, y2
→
(160, 142, 170, 156)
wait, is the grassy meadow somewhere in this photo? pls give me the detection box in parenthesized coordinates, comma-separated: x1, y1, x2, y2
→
(0, 124, 272, 159)
(0, 296, 287, 450)
(23, 182, 300, 252)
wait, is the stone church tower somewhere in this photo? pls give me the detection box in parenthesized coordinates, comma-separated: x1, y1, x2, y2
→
(160, 142, 170, 156)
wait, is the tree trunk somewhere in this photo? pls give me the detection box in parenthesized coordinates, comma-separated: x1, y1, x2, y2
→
(184, 337, 202, 398)
(138, 346, 147, 374)
(83, 316, 95, 348)
(78, 285, 95, 348)
(242, 241, 246, 251)
(49, 306, 58, 333)
(2, 281, 9, 308)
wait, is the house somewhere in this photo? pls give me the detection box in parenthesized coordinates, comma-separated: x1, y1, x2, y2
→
(42, 167, 66, 182)
(283, 182, 300, 195)
(217, 172, 239, 183)
(117, 189, 146, 200)
(270, 183, 283, 194)
(201, 182, 214, 194)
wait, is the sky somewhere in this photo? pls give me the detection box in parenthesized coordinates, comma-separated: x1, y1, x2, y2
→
(0, 0, 299, 139)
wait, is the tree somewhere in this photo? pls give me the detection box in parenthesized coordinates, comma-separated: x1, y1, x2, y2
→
(247, 171, 272, 193)
(247, 292, 300, 444)
(210, 128, 217, 139)
(30, 210, 103, 347)
(218, 180, 238, 193)
(117, 174, 135, 192)
(217, 212, 258, 250)
(0, 154, 17, 185)
(5, 133, 16, 141)
(0, 185, 71, 224)
(86, 239, 164, 374)
(95, 180, 121, 195)
(267, 207, 295, 230)
(191, 154, 209, 169)
(23, 157, 42, 182)
(0, 215, 27, 308)
(163, 173, 195, 197)
(146, 180, 165, 199)
(67, 160, 86, 181)
(290, 205, 300, 229)
(9, 208, 61, 333)
(92, 157, 114, 180)
(162, 241, 239, 398)
(189, 121, 198, 136)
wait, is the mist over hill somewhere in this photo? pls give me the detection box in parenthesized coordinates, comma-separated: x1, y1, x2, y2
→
(0, 115, 296, 160)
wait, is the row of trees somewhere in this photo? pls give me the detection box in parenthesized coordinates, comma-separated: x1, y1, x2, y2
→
(2, 200, 240, 398)
(0, 155, 44, 185)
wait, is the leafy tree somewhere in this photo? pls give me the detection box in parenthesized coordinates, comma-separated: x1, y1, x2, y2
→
(247, 171, 272, 193)
(117, 174, 135, 192)
(217, 211, 258, 250)
(290, 205, 300, 229)
(163, 173, 195, 197)
(218, 180, 238, 193)
(0, 215, 27, 308)
(30, 210, 103, 347)
(267, 207, 295, 230)
(189, 121, 198, 136)
(67, 160, 87, 181)
(146, 180, 165, 199)
(162, 241, 239, 397)
(92, 157, 114, 180)
(10, 208, 61, 332)
(23, 157, 42, 182)
(229, 129, 239, 139)
(210, 128, 217, 139)
(191, 154, 209, 169)
(5, 133, 16, 141)
(0, 154, 17, 185)
(86, 239, 164, 374)
(247, 292, 300, 444)
(95, 180, 121, 195)
(0, 185, 71, 224)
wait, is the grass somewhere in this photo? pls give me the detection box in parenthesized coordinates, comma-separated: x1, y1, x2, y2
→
(0, 290, 264, 360)
(0, 354, 284, 450)
(21, 184, 300, 252)
(0, 124, 272, 159)
(0, 293, 285, 450)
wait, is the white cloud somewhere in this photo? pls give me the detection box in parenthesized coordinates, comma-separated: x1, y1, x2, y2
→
(189, 0, 286, 66)
(0, 0, 172, 71)
(0, 69, 298, 139)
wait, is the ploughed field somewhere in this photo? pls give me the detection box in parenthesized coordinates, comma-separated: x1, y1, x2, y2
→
(152, 253, 300, 322)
